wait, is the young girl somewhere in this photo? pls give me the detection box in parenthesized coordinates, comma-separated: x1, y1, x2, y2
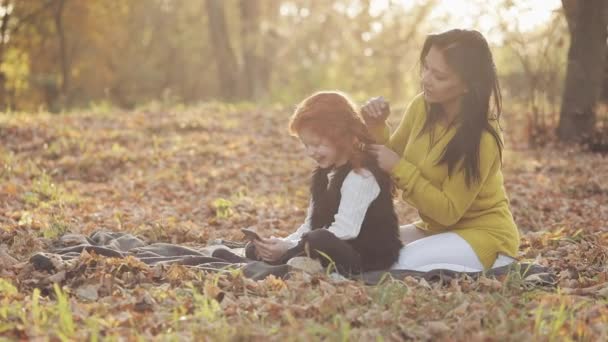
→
(237, 91, 403, 274)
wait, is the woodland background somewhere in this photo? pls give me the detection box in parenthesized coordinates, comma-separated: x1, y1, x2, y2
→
(0, 0, 607, 143)
(0, 0, 607, 340)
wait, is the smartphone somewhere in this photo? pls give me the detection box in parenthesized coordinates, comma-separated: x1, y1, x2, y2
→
(241, 227, 261, 241)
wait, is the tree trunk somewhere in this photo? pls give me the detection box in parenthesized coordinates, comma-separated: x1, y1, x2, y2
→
(603, 64, 608, 103)
(0, 0, 11, 110)
(561, 0, 578, 35)
(561, 0, 608, 104)
(54, 0, 69, 109)
(239, 0, 259, 100)
(557, 0, 608, 142)
(205, 0, 240, 100)
(255, 1, 282, 100)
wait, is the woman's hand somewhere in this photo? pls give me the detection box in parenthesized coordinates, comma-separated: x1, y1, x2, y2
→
(368, 144, 400, 173)
(361, 96, 390, 125)
(253, 237, 292, 263)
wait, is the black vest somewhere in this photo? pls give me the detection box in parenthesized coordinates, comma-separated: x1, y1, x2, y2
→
(309, 156, 402, 271)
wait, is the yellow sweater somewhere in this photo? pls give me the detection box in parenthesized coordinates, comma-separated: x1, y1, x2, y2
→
(370, 93, 520, 269)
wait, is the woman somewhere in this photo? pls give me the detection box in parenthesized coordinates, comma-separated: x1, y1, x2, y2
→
(362, 29, 520, 271)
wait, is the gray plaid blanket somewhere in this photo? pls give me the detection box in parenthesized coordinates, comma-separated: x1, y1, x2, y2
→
(28, 230, 556, 287)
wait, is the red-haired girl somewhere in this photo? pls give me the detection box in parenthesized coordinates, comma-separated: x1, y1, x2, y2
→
(240, 91, 403, 274)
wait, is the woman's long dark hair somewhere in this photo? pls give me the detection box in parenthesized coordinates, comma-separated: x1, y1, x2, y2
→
(419, 29, 503, 187)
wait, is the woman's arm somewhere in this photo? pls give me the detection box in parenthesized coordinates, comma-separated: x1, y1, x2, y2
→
(368, 94, 424, 156)
(392, 132, 501, 227)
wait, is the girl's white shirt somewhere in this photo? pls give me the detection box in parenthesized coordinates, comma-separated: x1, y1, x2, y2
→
(281, 168, 380, 247)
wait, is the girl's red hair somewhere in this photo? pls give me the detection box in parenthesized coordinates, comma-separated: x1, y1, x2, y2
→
(289, 91, 374, 169)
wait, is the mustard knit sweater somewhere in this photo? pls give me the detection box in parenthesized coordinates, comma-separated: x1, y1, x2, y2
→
(370, 93, 520, 269)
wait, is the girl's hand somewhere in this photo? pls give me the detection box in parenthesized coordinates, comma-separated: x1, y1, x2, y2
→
(368, 144, 400, 172)
(253, 237, 292, 263)
(361, 96, 390, 125)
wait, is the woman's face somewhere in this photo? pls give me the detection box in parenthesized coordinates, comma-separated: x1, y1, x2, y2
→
(421, 45, 468, 106)
(298, 127, 347, 169)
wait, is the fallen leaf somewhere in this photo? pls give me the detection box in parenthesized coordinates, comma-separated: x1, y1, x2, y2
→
(76, 284, 100, 301)
(426, 321, 450, 335)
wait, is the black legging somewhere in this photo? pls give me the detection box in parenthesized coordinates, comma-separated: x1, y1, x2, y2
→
(244, 229, 363, 274)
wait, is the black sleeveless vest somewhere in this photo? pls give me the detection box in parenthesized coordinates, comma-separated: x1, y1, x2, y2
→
(309, 155, 402, 271)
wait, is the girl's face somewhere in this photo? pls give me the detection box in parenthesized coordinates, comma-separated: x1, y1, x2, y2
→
(421, 45, 468, 106)
(298, 128, 348, 169)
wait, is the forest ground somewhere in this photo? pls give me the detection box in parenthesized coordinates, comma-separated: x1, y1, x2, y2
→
(0, 103, 607, 340)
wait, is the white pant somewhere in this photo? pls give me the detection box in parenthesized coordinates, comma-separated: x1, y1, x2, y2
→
(390, 231, 515, 272)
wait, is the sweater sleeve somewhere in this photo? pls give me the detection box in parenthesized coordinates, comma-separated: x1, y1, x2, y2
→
(326, 169, 380, 240)
(391, 131, 501, 228)
(369, 93, 423, 155)
(281, 201, 313, 247)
